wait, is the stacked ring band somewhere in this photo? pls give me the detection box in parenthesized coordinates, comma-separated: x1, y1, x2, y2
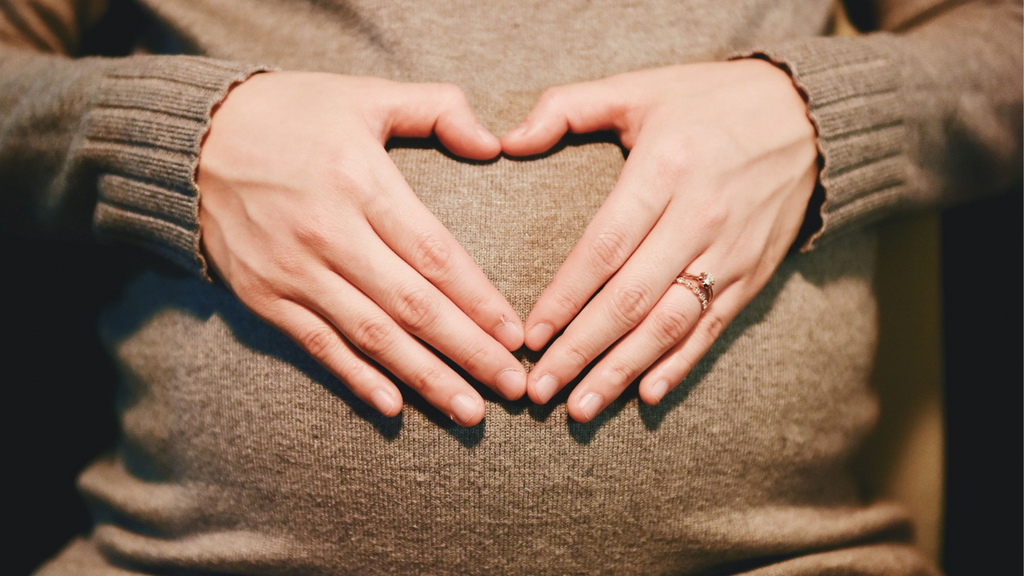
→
(674, 272, 715, 312)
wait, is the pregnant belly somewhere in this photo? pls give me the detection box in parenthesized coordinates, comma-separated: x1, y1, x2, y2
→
(77, 144, 912, 575)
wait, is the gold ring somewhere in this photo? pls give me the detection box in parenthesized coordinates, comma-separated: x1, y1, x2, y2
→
(674, 272, 715, 312)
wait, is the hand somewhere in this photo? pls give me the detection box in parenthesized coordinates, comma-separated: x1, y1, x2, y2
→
(198, 72, 527, 427)
(501, 60, 818, 422)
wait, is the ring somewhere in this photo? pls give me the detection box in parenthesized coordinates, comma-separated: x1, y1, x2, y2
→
(674, 272, 715, 312)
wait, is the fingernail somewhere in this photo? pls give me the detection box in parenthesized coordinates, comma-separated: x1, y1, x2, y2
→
(648, 378, 670, 403)
(450, 394, 481, 426)
(495, 369, 526, 399)
(493, 319, 524, 351)
(504, 123, 528, 139)
(475, 123, 494, 140)
(526, 322, 555, 349)
(371, 389, 396, 416)
(577, 393, 604, 422)
(534, 373, 559, 404)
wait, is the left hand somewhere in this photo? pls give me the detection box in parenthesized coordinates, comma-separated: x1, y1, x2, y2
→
(501, 59, 818, 422)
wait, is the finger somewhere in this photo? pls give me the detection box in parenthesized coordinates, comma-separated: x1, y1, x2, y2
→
(375, 81, 501, 160)
(265, 299, 403, 418)
(501, 79, 637, 156)
(366, 150, 525, 352)
(565, 275, 707, 422)
(295, 272, 487, 427)
(521, 141, 674, 350)
(526, 186, 706, 405)
(639, 288, 743, 406)
(525, 259, 672, 406)
(333, 217, 527, 400)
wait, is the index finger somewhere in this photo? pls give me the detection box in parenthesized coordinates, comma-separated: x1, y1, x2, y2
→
(366, 150, 525, 351)
(522, 142, 674, 350)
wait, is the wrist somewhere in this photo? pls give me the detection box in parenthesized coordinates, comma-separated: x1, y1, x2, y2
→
(735, 57, 821, 252)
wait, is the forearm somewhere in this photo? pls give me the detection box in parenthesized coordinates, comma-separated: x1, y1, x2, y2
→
(0, 45, 267, 274)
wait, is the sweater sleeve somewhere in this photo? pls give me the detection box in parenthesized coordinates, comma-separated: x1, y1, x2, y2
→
(736, 0, 1023, 251)
(0, 1, 269, 277)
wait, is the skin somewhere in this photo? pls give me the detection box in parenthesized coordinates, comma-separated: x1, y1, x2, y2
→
(198, 60, 817, 426)
(502, 59, 819, 423)
(198, 72, 527, 427)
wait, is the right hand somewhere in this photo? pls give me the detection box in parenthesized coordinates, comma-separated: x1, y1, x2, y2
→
(197, 72, 526, 427)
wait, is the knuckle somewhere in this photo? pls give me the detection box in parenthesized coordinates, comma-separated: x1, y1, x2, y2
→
(232, 273, 270, 306)
(463, 296, 491, 323)
(551, 285, 582, 317)
(606, 361, 639, 386)
(274, 253, 313, 286)
(438, 83, 468, 106)
(562, 341, 592, 369)
(702, 312, 728, 342)
(300, 326, 339, 360)
(410, 232, 452, 278)
(408, 366, 445, 394)
(697, 202, 728, 231)
(240, 291, 277, 318)
(610, 282, 653, 326)
(650, 306, 693, 346)
(339, 357, 370, 384)
(537, 86, 564, 109)
(588, 225, 632, 273)
(650, 143, 696, 185)
(393, 288, 439, 332)
(319, 160, 380, 212)
(291, 211, 333, 252)
(352, 316, 395, 356)
(319, 156, 364, 196)
(458, 345, 491, 376)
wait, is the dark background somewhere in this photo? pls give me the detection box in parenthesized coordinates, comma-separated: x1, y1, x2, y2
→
(7, 189, 1021, 574)
(939, 187, 1022, 575)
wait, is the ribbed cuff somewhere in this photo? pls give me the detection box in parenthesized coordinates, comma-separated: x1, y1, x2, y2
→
(83, 56, 271, 278)
(733, 35, 914, 251)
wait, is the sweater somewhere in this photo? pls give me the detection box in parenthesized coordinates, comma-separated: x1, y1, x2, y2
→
(2, 0, 1020, 574)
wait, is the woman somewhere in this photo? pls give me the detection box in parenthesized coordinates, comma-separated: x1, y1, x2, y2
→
(3, 0, 1020, 574)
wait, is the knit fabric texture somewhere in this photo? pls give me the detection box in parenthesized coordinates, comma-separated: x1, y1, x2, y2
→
(1, 0, 1019, 574)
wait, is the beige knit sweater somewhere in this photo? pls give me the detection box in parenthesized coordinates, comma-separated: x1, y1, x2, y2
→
(2, 1, 1020, 574)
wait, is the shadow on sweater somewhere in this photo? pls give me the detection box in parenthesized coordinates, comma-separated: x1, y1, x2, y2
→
(98, 263, 415, 439)
(561, 260, 793, 445)
(99, 129, 873, 450)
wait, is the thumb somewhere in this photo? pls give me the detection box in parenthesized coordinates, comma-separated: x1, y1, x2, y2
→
(501, 80, 637, 156)
(380, 82, 500, 161)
